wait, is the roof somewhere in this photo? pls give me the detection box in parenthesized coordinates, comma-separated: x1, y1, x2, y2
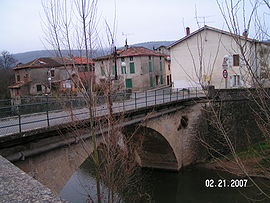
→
(168, 25, 259, 48)
(72, 57, 94, 65)
(94, 46, 165, 61)
(14, 57, 93, 70)
(8, 81, 30, 89)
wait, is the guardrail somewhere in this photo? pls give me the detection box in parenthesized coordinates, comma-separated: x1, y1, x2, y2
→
(0, 87, 206, 136)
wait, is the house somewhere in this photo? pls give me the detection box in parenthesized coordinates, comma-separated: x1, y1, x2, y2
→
(9, 57, 95, 98)
(168, 25, 270, 89)
(94, 46, 167, 91)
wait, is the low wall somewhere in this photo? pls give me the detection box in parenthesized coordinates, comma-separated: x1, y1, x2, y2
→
(0, 155, 66, 202)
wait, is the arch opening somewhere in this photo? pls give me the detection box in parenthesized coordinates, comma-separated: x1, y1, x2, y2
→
(124, 126, 179, 171)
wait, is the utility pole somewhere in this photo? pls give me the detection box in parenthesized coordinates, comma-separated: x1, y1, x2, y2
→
(114, 45, 118, 80)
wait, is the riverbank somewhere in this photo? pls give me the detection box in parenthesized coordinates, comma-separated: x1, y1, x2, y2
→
(199, 139, 270, 179)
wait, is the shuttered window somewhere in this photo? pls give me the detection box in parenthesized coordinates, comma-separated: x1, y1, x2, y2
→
(125, 78, 132, 88)
(129, 62, 135, 74)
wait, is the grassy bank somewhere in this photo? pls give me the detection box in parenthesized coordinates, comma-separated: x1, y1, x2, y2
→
(201, 139, 270, 178)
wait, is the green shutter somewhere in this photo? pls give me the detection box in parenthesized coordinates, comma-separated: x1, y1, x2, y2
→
(149, 61, 152, 72)
(129, 62, 135, 74)
(160, 75, 163, 84)
(150, 76, 154, 87)
(112, 65, 117, 75)
(160, 61, 163, 71)
(121, 66, 126, 74)
(125, 78, 132, 88)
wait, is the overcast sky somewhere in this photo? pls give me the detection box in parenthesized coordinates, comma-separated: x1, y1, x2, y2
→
(0, 0, 268, 54)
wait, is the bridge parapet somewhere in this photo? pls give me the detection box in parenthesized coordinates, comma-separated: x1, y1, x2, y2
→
(208, 86, 270, 101)
(0, 155, 65, 202)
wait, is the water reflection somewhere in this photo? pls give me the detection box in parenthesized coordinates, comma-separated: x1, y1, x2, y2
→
(60, 158, 270, 203)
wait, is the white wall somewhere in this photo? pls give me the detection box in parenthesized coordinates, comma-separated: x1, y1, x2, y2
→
(170, 29, 256, 89)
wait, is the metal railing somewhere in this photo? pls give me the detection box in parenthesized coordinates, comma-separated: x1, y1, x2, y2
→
(0, 87, 205, 136)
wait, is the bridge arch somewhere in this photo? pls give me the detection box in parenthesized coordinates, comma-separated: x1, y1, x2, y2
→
(124, 126, 179, 171)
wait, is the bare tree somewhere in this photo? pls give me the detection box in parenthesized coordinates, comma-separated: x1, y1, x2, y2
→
(42, 1, 146, 202)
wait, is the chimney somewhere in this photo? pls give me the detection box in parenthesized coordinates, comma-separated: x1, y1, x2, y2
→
(186, 27, 190, 36)
(243, 29, 248, 38)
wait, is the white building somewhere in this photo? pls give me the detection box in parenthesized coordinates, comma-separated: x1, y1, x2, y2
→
(168, 25, 270, 89)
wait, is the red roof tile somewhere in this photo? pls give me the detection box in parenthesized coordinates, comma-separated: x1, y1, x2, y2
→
(14, 57, 94, 70)
(94, 46, 166, 60)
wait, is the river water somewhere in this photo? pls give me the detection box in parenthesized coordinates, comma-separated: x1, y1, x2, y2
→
(60, 158, 270, 202)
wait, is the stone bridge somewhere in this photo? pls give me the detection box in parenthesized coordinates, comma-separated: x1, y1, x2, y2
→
(0, 98, 207, 193)
(1, 87, 267, 193)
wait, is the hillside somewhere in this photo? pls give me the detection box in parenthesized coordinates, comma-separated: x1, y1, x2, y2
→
(12, 41, 175, 64)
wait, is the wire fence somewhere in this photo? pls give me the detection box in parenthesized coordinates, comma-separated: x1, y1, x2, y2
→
(0, 87, 206, 136)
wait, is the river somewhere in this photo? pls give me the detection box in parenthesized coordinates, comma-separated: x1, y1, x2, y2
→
(59, 158, 270, 202)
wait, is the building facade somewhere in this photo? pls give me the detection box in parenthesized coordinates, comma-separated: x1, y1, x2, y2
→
(9, 57, 95, 98)
(94, 46, 167, 91)
(169, 25, 270, 89)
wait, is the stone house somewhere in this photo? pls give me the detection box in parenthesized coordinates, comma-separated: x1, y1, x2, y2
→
(9, 57, 95, 98)
(94, 46, 167, 91)
(168, 25, 270, 89)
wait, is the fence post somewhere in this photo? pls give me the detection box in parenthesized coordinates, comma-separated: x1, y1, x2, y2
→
(134, 92, 137, 109)
(18, 105, 22, 133)
(46, 95, 50, 127)
(196, 87, 197, 97)
(162, 89, 164, 103)
(177, 88, 179, 100)
(155, 89, 157, 105)
(183, 89, 185, 99)
(122, 91, 125, 111)
(145, 91, 147, 107)
(170, 89, 172, 102)
(188, 88, 190, 98)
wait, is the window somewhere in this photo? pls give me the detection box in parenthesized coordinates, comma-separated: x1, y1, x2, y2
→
(155, 75, 159, 86)
(121, 57, 125, 62)
(50, 69, 55, 77)
(160, 75, 164, 84)
(121, 65, 126, 74)
(15, 89, 20, 96)
(160, 56, 162, 60)
(36, 84, 42, 92)
(16, 75, 20, 82)
(125, 78, 132, 88)
(65, 80, 71, 88)
(148, 61, 152, 72)
(150, 76, 154, 87)
(160, 61, 163, 71)
(233, 75, 240, 86)
(25, 74, 29, 80)
(233, 54, 240, 66)
(112, 65, 117, 75)
(129, 56, 133, 61)
(168, 64, 170, 71)
(149, 56, 152, 60)
(101, 66, 105, 76)
(129, 62, 135, 74)
(167, 75, 170, 85)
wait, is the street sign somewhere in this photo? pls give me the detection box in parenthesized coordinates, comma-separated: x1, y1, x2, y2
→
(223, 69, 228, 78)
(222, 56, 229, 69)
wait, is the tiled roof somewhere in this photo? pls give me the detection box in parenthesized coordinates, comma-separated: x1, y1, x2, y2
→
(8, 81, 30, 89)
(168, 25, 259, 48)
(72, 57, 94, 64)
(14, 57, 93, 70)
(94, 46, 165, 60)
(118, 46, 165, 57)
